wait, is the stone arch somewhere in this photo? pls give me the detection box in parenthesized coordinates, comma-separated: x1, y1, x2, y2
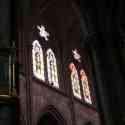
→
(37, 105, 67, 125)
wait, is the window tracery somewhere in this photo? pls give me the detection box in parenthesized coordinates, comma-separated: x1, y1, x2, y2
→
(32, 40, 45, 81)
(80, 69, 92, 104)
(69, 62, 81, 99)
(46, 48, 59, 88)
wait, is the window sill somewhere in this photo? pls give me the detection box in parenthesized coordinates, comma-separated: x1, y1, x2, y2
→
(32, 76, 69, 98)
(73, 96, 98, 112)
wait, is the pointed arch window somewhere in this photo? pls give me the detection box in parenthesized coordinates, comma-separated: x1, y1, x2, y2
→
(32, 40, 45, 81)
(46, 48, 59, 88)
(69, 63, 81, 99)
(80, 69, 92, 104)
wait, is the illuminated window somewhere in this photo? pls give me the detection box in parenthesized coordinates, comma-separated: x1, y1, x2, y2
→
(80, 69, 92, 104)
(72, 49, 81, 62)
(32, 40, 45, 81)
(46, 48, 59, 88)
(37, 25, 49, 41)
(69, 63, 81, 99)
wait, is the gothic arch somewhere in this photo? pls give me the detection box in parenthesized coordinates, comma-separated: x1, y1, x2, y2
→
(69, 62, 81, 99)
(84, 121, 94, 125)
(32, 40, 45, 81)
(46, 48, 59, 88)
(37, 105, 67, 125)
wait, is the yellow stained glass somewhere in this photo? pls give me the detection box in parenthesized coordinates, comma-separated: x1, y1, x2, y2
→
(46, 48, 59, 88)
(32, 40, 45, 81)
(69, 63, 81, 99)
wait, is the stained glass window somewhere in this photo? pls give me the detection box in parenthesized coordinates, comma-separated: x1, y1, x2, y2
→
(32, 40, 45, 81)
(46, 48, 59, 88)
(69, 63, 81, 99)
(80, 69, 92, 104)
